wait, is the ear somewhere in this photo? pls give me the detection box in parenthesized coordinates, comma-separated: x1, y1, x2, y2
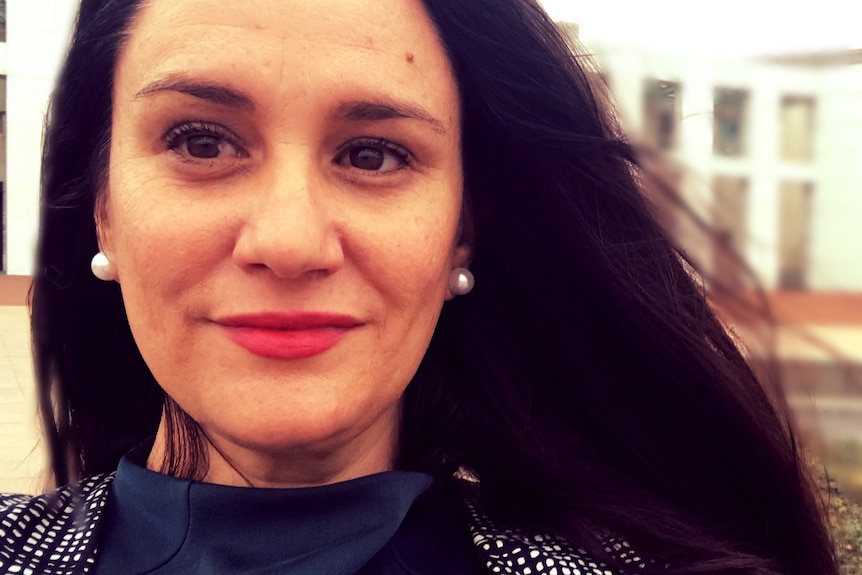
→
(444, 243, 473, 301)
(93, 192, 114, 255)
(92, 194, 121, 283)
(93, 192, 121, 283)
(452, 194, 475, 269)
(451, 243, 471, 270)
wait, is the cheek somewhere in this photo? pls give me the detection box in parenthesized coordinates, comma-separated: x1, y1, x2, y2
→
(121, 213, 209, 289)
(359, 202, 460, 329)
(107, 172, 230, 323)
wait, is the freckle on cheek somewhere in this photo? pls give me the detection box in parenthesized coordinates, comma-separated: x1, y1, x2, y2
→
(405, 52, 414, 64)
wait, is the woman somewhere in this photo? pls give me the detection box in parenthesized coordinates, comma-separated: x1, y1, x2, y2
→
(0, 0, 837, 573)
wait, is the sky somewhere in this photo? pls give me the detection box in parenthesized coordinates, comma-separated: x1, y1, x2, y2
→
(538, 0, 862, 57)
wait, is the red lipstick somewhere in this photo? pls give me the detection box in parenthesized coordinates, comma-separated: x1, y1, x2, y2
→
(214, 313, 360, 359)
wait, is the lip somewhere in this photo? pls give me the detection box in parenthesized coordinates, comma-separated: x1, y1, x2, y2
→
(213, 312, 362, 359)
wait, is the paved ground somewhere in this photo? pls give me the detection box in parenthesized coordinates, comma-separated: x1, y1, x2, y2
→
(0, 305, 45, 494)
(2, 275, 862, 494)
(0, 277, 47, 494)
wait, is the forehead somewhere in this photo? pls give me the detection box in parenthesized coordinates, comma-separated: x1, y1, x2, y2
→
(117, 0, 457, 111)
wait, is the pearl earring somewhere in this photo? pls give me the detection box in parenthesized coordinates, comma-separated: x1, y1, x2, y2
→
(448, 267, 474, 296)
(90, 252, 117, 282)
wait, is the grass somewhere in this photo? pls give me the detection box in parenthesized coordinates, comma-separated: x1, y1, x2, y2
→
(814, 439, 862, 574)
(822, 473, 862, 575)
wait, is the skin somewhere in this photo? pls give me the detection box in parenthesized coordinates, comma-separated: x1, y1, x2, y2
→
(100, 0, 467, 487)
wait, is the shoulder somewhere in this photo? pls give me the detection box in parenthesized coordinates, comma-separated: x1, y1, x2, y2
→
(465, 498, 645, 575)
(0, 491, 32, 510)
(0, 473, 114, 575)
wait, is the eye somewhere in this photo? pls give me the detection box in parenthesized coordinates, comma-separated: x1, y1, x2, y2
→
(335, 138, 411, 174)
(164, 121, 246, 161)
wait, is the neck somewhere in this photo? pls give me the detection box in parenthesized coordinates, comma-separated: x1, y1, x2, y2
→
(146, 409, 399, 488)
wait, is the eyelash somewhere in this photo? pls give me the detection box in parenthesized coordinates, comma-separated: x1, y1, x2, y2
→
(163, 121, 247, 158)
(333, 137, 413, 171)
(161, 121, 413, 173)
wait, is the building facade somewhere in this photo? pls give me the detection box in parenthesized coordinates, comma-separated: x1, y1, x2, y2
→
(1, 4, 861, 293)
(1, 0, 77, 274)
(579, 35, 862, 291)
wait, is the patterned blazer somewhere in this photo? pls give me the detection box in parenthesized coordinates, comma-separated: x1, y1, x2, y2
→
(1, 474, 641, 575)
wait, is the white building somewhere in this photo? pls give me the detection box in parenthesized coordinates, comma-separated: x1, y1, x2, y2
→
(580, 36, 862, 291)
(0, 3, 861, 293)
(0, 0, 77, 275)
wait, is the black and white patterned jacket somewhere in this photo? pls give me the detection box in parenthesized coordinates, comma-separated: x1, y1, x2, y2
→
(1, 474, 642, 575)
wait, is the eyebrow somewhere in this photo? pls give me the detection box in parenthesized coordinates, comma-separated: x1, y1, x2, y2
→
(135, 75, 256, 111)
(330, 100, 447, 134)
(135, 76, 447, 134)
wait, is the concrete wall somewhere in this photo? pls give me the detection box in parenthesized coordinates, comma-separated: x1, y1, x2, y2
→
(1, 5, 861, 290)
(587, 41, 862, 291)
(3, 0, 77, 274)
(810, 67, 862, 289)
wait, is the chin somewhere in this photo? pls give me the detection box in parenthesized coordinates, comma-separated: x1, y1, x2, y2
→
(214, 412, 367, 454)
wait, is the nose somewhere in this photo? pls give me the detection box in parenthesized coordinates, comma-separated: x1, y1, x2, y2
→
(232, 152, 344, 280)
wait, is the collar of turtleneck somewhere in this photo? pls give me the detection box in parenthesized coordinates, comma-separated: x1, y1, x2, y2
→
(93, 450, 433, 575)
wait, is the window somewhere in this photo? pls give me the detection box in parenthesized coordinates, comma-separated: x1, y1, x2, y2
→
(643, 80, 681, 151)
(713, 89, 748, 157)
(780, 96, 815, 162)
(778, 181, 813, 290)
(712, 176, 748, 288)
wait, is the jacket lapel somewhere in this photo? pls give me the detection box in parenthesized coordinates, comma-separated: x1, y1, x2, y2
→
(0, 473, 114, 575)
(3, 474, 630, 575)
(465, 498, 622, 575)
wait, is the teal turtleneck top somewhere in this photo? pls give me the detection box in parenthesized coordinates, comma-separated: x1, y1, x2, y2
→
(93, 450, 483, 574)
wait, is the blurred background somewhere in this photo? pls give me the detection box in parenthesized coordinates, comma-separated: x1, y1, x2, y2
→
(541, 1, 862, 568)
(0, 0, 860, 560)
(544, 0, 862, 494)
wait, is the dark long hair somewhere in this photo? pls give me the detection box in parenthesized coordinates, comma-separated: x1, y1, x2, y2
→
(32, 1, 837, 574)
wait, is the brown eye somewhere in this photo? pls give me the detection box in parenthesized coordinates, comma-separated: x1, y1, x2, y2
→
(163, 121, 246, 163)
(335, 138, 411, 174)
(349, 147, 385, 170)
(186, 135, 223, 159)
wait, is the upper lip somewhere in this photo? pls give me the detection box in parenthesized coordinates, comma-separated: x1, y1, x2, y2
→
(213, 312, 362, 330)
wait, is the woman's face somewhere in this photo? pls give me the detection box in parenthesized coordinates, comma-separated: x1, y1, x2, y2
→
(101, 0, 465, 483)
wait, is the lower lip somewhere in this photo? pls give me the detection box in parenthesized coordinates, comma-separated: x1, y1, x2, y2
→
(220, 326, 350, 359)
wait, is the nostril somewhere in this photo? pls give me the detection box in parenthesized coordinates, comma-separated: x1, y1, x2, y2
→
(232, 215, 345, 280)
